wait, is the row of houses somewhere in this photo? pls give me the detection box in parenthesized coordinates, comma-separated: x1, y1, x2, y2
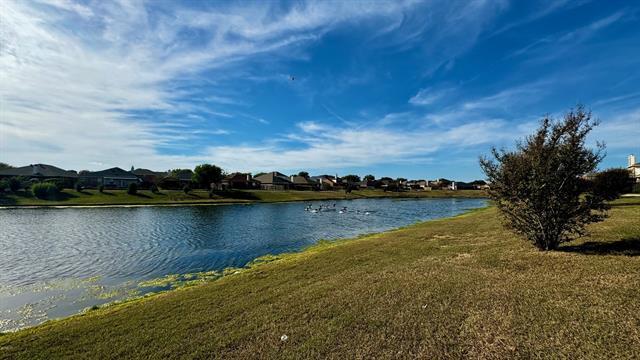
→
(0, 164, 169, 189)
(0, 163, 491, 191)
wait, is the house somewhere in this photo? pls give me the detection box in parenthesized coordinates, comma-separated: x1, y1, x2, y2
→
(0, 164, 78, 187)
(629, 154, 640, 183)
(289, 175, 318, 191)
(79, 167, 140, 189)
(310, 175, 337, 190)
(132, 168, 167, 186)
(253, 171, 292, 190)
(406, 180, 431, 191)
(449, 181, 475, 190)
(220, 173, 258, 189)
(358, 180, 375, 189)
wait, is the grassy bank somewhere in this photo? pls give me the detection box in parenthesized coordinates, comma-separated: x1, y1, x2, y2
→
(1, 199, 638, 359)
(0, 188, 486, 207)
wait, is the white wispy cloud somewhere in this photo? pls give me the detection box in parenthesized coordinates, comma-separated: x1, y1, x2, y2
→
(204, 118, 516, 173)
(409, 87, 451, 106)
(0, 0, 423, 170)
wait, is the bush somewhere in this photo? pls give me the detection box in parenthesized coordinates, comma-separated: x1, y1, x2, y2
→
(127, 182, 138, 195)
(183, 184, 191, 194)
(8, 177, 21, 192)
(0, 179, 8, 192)
(98, 184, 105, 193)
(75, 182, 83, 192)
(53, 180, 65, 191)
(480, 106, 607, 251)
(31, 182, 59, 199)
(592, 168, 634, 200)
(150, 184, 159, 194)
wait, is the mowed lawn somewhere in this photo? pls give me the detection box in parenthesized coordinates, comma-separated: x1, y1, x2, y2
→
(0, 188, 486, 206)
(1, 200, 638, 359)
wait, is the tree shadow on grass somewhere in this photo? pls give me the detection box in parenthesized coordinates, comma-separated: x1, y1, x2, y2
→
(558, 237, 640, 257)
(133, 193, 152, 199)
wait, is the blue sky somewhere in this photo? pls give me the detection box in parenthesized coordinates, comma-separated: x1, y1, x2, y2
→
(1, 0, 638, 181)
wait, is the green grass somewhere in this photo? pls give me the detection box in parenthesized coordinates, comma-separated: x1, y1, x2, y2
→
(1, 200, 638, 358)
(0, 188, 486, 207)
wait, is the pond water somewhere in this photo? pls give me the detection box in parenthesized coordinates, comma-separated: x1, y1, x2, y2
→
(0, 197, 486, 331)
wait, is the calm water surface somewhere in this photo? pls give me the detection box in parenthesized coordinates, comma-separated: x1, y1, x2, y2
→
(0, 197, 486, 331)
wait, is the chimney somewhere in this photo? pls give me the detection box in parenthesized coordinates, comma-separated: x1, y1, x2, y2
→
(629, 154, 636, 168)
(246, 173, 251, 181)
(290, 175, 295, 182)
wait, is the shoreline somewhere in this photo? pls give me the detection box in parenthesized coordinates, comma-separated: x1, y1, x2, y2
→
(0, 189, 488, 209)
(0, 205, 489, 333)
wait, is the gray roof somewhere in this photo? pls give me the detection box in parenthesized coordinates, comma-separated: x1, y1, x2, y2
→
(254, 171, 292, 185)
(81, 167, 138, 179)
(132, 168, 160, 176)
(290, 175, 317, 185)
(0, 164, 77, 178)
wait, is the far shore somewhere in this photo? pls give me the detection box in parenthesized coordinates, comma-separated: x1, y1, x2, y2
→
(0, 189, 487, 208)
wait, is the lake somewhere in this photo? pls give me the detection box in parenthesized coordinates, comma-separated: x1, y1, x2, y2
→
(0, 197, 486, 331)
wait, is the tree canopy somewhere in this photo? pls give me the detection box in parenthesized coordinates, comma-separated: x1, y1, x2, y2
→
(342, 174, 361, 183)
(192, 164, 224, 189)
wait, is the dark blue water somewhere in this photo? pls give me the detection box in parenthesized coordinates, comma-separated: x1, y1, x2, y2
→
(0, 197, 486, 331)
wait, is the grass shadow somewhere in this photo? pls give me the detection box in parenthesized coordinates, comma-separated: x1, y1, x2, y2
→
(133, 193, 152, 199)
(558, 236, 640, 257)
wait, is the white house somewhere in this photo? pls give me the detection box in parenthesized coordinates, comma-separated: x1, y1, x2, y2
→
(628, 154, 640, 183)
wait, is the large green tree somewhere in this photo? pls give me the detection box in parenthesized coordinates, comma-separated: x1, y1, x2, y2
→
(480, 106, 607, 251)
(192, 164, 224, 189)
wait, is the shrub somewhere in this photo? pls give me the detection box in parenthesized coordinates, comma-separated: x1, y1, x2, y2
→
(75, 182, 83, 192)
(183, 184, 191, 194)
(592, 168, 634, 200)
(0, 179, 8, 192)
(53, 180, 65, 191)
(150, 184, 159, 194)
(127, 182, 138, 195)
(31, 182, 59, 199)
(480, 106, 607, 251)
(8, 177, 21, 192)
(98, 184, 105, 193)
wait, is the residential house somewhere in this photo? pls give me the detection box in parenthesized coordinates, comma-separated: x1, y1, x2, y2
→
(132, 168, 167, 186)
(254, 171, 292, 190)
(358, 180, 376, 189)
(407, 180, 431, 191)
(80, 167, 140, 189)
(629, 154, 640, 183)
(449, 181, 475, 190)
(0, 163, 78, 188)
(220, 173, 258, 189)
(289, 175, 318, 191)
(310, 175, 337, 190)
